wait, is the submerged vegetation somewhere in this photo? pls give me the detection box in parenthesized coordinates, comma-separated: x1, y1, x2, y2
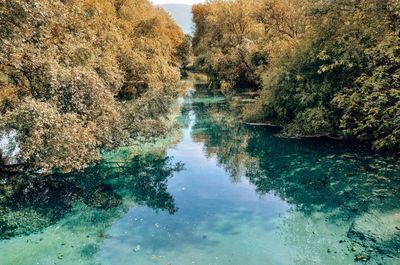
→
(0, 152, 183, 239)
(185, 85, 400, 264)
(0, 83, 399, 264)
(192, 0, 400, 150)
(0, 0, 398, 263)
(0, 0, 188, 172)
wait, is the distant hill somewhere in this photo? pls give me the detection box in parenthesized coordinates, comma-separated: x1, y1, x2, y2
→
(158, 4, 193, 35)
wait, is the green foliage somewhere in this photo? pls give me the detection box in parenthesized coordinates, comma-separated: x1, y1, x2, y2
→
(284, 107, 332, 136)
(240, 0, 399, 149)
(334, 32, 400, 150)
(195, 0, 399, 150)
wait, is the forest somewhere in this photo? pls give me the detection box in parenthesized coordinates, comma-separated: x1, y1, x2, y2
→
(0, 0, 190, 172)
(192, 0, 400, 150)
(0, 1, 400, 264)
(1, 0, 398, 174)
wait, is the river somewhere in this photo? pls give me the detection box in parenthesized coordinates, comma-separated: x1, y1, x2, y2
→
(0, 83, 399, 265)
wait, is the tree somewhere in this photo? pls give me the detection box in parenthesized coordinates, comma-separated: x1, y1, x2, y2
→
(0, 0, 187, 172)
(192, 0, 306, 89)
(244, 0, 399, 149)
(334, 32, 400, 150)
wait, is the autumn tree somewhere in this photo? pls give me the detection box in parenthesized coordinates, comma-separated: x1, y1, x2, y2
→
(192, 0, 307, 89)
(0, 0, 186, 172)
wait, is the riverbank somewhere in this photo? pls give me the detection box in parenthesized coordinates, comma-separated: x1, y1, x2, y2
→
(1, 83, 400, 265)
(0, 100, 186, 264)
(0, 0, 189, 173)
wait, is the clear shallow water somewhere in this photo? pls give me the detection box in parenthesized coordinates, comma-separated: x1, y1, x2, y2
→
(0, 84, 399, 265)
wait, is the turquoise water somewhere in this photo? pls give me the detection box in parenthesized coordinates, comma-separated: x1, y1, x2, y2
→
(0, 85, 399, 264)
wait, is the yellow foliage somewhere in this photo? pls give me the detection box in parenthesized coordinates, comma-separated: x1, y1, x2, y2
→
(192, 0, 308, 88)
(0, 0, 186, 172)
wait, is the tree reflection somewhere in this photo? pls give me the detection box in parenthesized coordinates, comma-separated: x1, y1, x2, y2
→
(0, 154, 182, 239)
(87, 154, 184, 214)
(188, 84, 400, 216)
(185, 83, 258, 182)
(186, 84, 400, 258)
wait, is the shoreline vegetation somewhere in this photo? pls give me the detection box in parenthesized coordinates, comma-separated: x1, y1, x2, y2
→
(191, 0, 399, 151)
(0, 0, 191, 173)
(0, 0, 398, 174)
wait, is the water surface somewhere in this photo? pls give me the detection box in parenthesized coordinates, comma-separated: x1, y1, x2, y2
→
(0, 84, 399, 265)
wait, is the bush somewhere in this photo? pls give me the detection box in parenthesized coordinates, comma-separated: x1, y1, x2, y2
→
(242, 0, 399, 149)
(334, 32, 400, 150)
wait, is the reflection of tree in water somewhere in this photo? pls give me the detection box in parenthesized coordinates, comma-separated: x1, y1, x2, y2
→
(0, 174, 81, 239)
(245, 133, 400, 218)
(88, 154, 183, 214)
(0, 154, 182, 239)
(243, 134, 400, 261)
(187, 86, 400, 259)
(188, 87, 400, 215)
(186, 85, 257, 182)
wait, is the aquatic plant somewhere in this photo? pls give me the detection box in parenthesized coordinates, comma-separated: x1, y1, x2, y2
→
(0, 153, 183, 239)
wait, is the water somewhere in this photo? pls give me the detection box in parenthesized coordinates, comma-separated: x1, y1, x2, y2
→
(0, 84, 399, 265)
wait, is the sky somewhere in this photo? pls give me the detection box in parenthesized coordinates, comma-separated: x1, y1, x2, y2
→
(151, 0, 205, 5)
